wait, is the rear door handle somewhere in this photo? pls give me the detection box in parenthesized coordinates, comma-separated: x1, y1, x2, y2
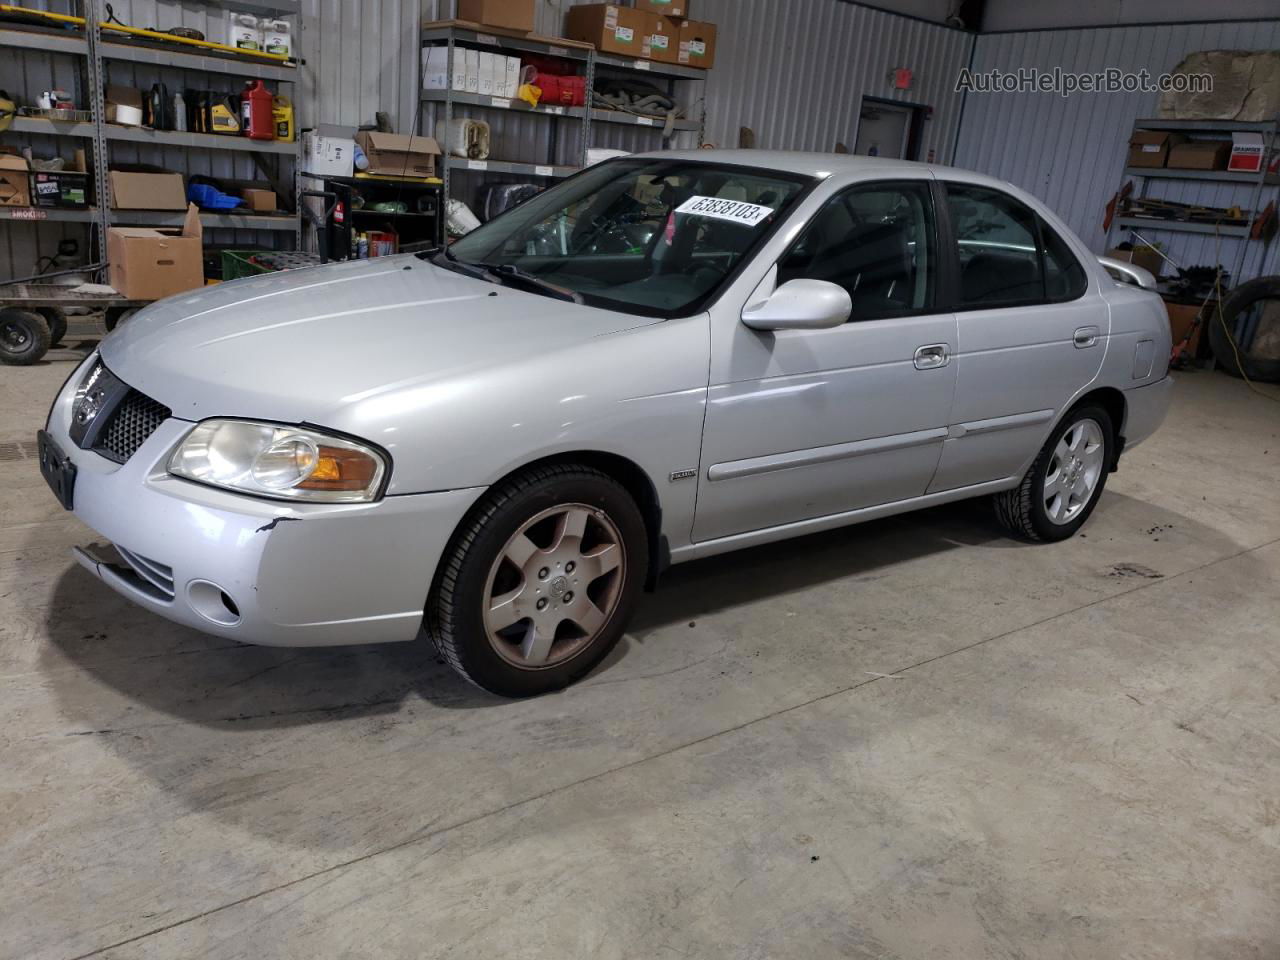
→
(1074, 325, 1099, 348)
(914, 343, 950, 370)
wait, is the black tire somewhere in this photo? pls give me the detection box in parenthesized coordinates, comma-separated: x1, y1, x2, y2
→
(0, 308, 51, 366)
(993, 403, 1114, 543)
(427, 464, 649, 698)
(1207, 275, 1280, 383)
(36, 307, 67, 346)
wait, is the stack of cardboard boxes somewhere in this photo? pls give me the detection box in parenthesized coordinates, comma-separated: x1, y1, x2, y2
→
(451, 0, 717, 70)
(567, 2, 717, 69)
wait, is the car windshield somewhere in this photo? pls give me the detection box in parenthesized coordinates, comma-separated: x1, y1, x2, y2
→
(446, 159, 812, 317)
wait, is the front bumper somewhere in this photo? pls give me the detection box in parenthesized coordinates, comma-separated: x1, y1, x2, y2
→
(45, 357, 482, 647)
(1122, 375, 1174, 450)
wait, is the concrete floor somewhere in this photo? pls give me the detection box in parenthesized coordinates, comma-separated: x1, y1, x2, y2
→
(2, 342, 1279, 960)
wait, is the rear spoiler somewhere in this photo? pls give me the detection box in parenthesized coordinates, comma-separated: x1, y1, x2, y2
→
(1098, 256, 1157, 291)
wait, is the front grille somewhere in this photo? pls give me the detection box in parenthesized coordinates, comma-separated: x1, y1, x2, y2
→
(113, 544, 176, 602)
(93, 390, 171, 464)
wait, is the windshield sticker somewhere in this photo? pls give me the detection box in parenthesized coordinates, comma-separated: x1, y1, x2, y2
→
(675, 196, 775, 227)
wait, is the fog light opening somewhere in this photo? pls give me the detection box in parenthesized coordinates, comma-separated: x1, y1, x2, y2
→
(187, 579, 242, 626)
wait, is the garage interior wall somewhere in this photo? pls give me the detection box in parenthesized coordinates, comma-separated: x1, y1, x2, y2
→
(0, 0, 971, 278)
(3, 2, 1278, 281)
(955, 18, 1280, 279)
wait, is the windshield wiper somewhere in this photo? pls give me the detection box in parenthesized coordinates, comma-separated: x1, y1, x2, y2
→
(486, 264, 583, 304)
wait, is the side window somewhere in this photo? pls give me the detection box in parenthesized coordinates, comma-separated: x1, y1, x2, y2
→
(1040, 219, 1088, 301)
(945, 183, 1088, 307)
(776, 181, 936, 321)
(946, 183, 1043, 307)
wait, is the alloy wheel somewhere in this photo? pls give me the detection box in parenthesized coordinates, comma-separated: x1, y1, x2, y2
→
(1043, 418, 1105, 525)
(482, 503, 626, 669)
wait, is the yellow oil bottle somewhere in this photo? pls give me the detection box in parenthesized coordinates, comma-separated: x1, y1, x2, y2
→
(271, 95, 294, 142)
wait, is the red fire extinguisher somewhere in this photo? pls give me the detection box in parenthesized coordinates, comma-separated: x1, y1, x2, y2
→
(241, 80, 274, 140)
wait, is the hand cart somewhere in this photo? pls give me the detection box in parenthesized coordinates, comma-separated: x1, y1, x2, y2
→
(0, 283, 149, 365)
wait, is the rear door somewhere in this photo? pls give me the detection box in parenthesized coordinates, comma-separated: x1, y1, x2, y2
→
(927, 181, 1106, 493)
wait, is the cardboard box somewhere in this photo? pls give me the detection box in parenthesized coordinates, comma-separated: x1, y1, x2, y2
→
(567, 4, 647, 58)
(640, 13, 678, 63)
(423, 46, 449, 89)
(635, 0, 689, 18)
(478, 51, 500, 96)
(1167, 140, 1229, 170)
(110, 169, 187, 210)
(105, 84, 144, 126)
(1127, 130, 1184, 168)
(302, 124, 357, 177)
(107, 204, 204, 300)
(239, 188, 277, 211)
(464, 48, 481, 94)
(504, 55, 521, 98)
(354, 131, 442, 178)
(1228, 131, 1264, 173)
(457, 0, 536, 32)
(1107, 245, 1163, 279)
(0, 155, 30, 207)
(1164, 300, 1203, 356)
(677, 17, 716, 68)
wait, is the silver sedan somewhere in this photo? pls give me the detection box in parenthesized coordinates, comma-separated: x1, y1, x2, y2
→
(39, 151, 1172, 696)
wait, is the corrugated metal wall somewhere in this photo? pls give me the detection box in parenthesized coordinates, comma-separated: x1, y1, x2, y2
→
(1, 0, 974, 279)
(954, 19, 1280, 281)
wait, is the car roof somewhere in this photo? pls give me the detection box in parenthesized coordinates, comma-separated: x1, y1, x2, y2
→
(629, 148, 1015, 191)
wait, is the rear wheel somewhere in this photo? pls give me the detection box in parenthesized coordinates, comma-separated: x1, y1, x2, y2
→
(0, 308, 50, 365)
(994, 404, 1114, 542)
(427, 464, 648, 697)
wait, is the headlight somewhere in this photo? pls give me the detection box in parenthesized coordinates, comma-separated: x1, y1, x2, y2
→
(168, 420, 388, 503)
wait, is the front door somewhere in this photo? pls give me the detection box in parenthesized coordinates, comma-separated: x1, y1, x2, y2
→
(927, 181, 1108, 492)
(694, 178, 957, 543)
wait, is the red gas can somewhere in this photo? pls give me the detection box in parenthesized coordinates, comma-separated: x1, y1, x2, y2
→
(241, 80, 274, 140)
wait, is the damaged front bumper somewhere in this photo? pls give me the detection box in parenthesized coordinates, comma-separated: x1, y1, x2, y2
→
(45, 360, 482, 647)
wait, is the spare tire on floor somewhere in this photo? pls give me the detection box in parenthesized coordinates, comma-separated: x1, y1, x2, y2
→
(1208, 275, 1280, 383)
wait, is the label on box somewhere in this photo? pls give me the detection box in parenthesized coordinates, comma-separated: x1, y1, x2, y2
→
(636, 116, 655, 126)
(689, 40, 706, 55)
(535, 165, 553, 177)
(605, 8, 618, 28)
(468, 159, 488, 171)
(615, 26, 634, 43)
(491, 97, 511, 109)
(1141, 144, 1160, 153)
(676, 196, 775, 227)
(9, 208, 46, 220)
(546, 105, 565, 115)
(477, 33, 498, 45)
(634, 59, 650, 70)
(650, 35, 669, 50)
(549, 45, 568, 57)
(36, 181, 59, 195)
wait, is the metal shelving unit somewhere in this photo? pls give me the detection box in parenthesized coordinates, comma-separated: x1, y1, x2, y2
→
(420, 20, 708, 223)
(0, 0, 304, 280)
(1106, 116, 1280, 284)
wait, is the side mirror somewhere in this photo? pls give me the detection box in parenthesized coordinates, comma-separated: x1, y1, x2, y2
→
(741, 279, 852, 331)
(1098, 255, 1157, 291)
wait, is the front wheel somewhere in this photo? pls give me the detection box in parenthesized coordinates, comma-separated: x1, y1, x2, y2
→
(427, 465, 648, 697)
(994, 404, 1114, 542)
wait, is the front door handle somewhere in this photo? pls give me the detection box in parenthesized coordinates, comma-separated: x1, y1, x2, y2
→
(1074, 325, 1100, 348)
(914, 343, 950, 370)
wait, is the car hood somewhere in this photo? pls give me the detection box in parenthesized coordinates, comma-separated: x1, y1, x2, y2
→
(101, 255, 658, 424)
